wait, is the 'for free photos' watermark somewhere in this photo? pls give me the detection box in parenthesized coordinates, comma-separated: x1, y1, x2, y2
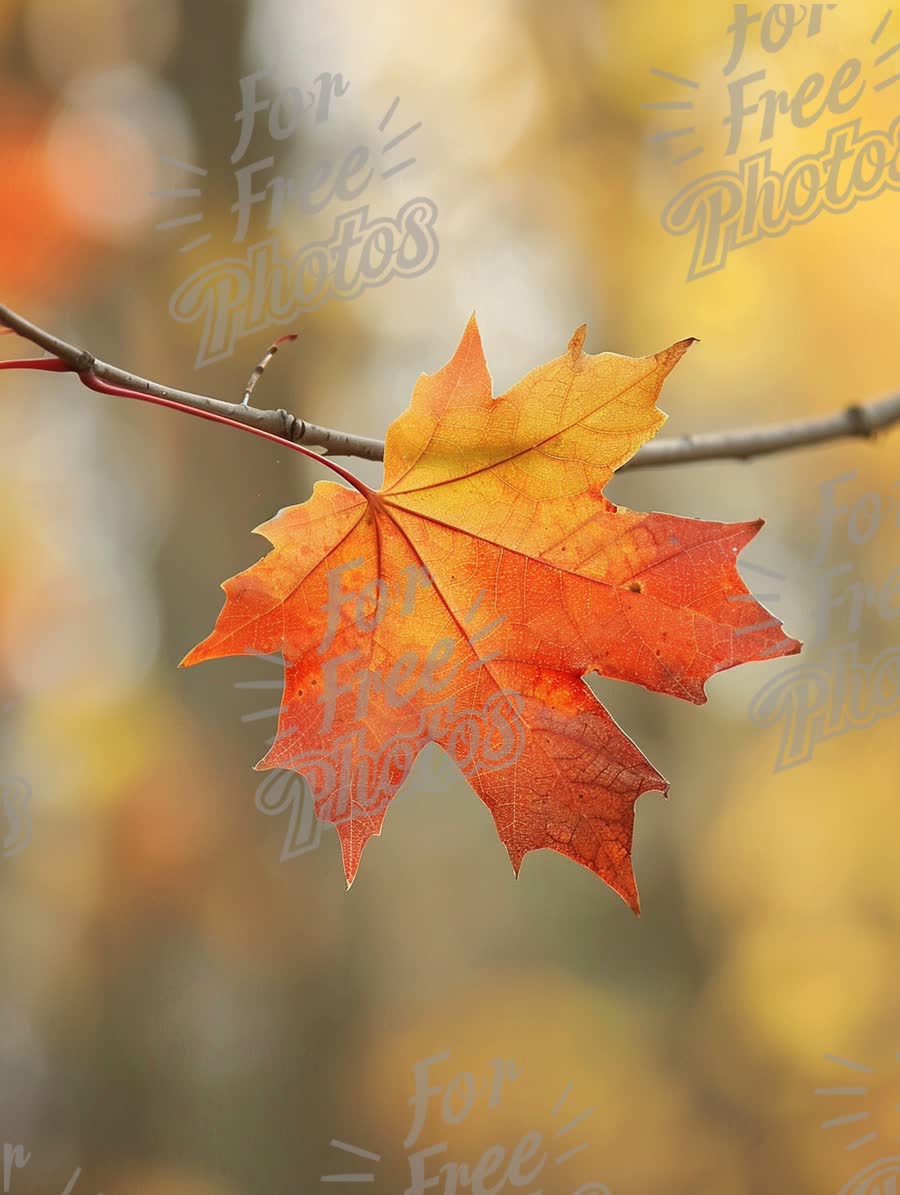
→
(156, 68, 439, 367)
(647, 4, 900, 279)
(3, 1145, 97, 1195)
(322, 1049, 611, 1193)
(815, 1049, 900, 1194)
(741, 469, 900, 771)
(237, 561, 527, 863)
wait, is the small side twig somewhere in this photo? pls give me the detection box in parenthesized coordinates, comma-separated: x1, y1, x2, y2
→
(242, 333, 298, 407)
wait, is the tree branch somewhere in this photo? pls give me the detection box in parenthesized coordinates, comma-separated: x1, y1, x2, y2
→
(2, 302, 898, 470)
(624, 392, 900, 470)
(0, 303, 385, 461)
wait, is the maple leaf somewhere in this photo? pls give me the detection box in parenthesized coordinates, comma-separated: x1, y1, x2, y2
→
(181, 319, 800, 911)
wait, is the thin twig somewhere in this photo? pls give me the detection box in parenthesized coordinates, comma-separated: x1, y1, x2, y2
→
(243, 332, 298, 407)
(1, 303, 898, 468)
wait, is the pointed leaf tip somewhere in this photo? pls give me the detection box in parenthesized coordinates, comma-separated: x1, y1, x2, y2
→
(455, 312, 484, 358)
(568, 325, 587, 360)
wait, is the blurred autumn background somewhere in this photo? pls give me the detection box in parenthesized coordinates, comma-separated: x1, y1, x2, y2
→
(1, 1, 898, 1193)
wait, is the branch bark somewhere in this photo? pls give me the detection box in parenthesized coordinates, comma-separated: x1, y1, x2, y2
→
(2, 303, 898, 470)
